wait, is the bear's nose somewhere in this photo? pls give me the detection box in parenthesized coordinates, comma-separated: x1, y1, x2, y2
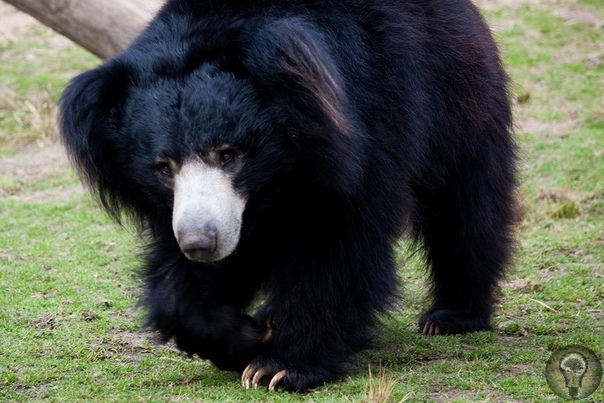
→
(178, 228, 217, 262)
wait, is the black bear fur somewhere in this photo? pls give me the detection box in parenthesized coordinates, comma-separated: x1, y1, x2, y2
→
(59, 0, 517, 392)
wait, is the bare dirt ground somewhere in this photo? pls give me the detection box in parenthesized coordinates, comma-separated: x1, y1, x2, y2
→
(0, 2, 35, 36)
(0, 3, 72, 201)
(0, 1, 165, 202)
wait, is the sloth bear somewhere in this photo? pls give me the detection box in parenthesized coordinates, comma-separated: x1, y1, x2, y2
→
(59, 0, 517, 392)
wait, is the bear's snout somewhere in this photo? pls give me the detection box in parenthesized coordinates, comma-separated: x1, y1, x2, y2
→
(171, 158, 247, 263)
(178, 227, 218, 262)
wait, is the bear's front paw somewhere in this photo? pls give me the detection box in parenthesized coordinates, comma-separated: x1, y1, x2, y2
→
(241, 361, 287, 391)
(188, 317, 273, 372)
(240, 356, 335, 392)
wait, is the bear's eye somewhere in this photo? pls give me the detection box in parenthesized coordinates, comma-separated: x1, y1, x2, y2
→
(219, 149, 236, 164)
(156, 162, 173, 176)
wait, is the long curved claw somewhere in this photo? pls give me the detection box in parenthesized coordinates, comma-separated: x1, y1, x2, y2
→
(241, 363, 288, 391)
(252, 368, 269, 389)
(241, 364, 255, 389)
(422, 320, 441, 336)
(268, 370, 287, 391)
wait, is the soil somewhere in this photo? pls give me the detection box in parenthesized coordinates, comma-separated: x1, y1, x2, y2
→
(0, 1, 165, 202)
(0, 142, 85, 202)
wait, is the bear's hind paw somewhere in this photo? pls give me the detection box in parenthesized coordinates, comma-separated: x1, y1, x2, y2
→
(421, 319, 443, 335)
(419, 308, 492, 335)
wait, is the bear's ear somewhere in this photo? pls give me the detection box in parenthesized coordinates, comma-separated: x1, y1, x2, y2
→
(59, 61, 131, 222)
(240, 18, 352, 135)
(239, 18, 365, 194)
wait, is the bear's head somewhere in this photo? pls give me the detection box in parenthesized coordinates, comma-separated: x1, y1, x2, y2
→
(60, 16, 365, 263)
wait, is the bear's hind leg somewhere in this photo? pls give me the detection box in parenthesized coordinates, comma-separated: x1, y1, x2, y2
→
(415, 164, 516, 335)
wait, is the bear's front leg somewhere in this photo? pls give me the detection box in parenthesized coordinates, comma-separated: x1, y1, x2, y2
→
(241, 233, 399, 392)
(142, 250, 271, 371)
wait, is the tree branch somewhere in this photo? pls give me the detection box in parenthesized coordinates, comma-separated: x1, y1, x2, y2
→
(4, 0, 155, 59)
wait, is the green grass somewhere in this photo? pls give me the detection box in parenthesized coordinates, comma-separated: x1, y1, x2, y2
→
(1, 1, 603, 401)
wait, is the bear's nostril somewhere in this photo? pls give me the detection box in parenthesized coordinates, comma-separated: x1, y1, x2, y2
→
(178, 230, 217, 261)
